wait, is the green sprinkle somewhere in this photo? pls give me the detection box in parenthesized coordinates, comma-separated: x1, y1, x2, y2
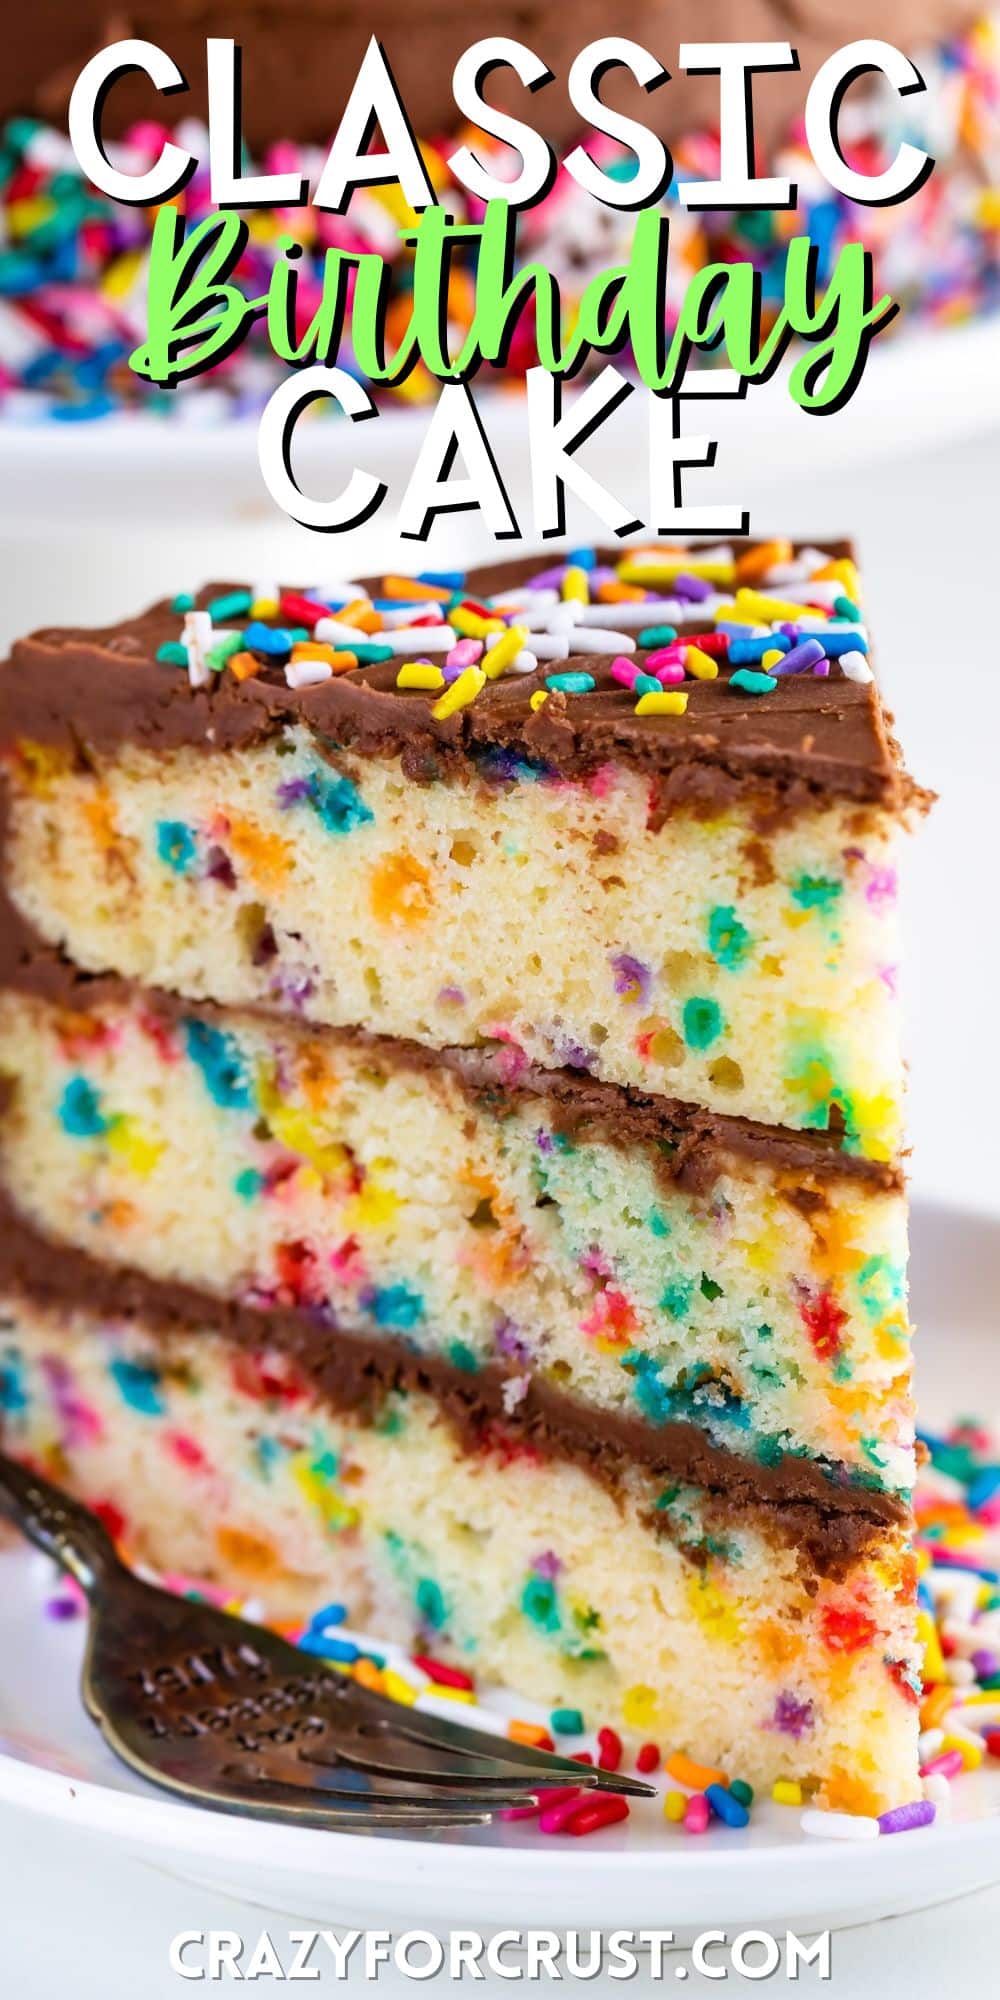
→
(155, 641, 189, 667)
(707, 903, 752, 970)
(170, 592, 195, 614)
(791, 874, 843, 914)
(729, 1779, 754, 1806)
(682, 995, 724, 1050)
(633, 672, 662, 696)
(637, 625, 677, 647)
(350, 642, 395, 663)
(415, 1577, 447, 1629)
(550, 1706, 585, 1736)
(208, 589, 252, 623)
(729, 669, 777, 696)
(206, 632, 244, 673)
(545, 672, 596, 694)
(700, 1272, 724, 1301)
(834, 595, 861, 620)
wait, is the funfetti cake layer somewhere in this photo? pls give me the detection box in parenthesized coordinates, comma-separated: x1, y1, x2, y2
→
(0, 984, 913, 1494)
(0, 543, 923, 1159)
(0, 1247, 921, 1815)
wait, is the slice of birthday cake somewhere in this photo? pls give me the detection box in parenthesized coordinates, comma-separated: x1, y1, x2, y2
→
(0, 542, 928, 1813)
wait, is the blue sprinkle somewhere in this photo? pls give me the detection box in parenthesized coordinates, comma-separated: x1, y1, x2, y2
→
(243, 620, 293, 659)
(417, 571, 465, 589)
(363, 1283, 425, 1330)
(296, 1632, 360, 1662)
(156, 820, 198, 875)
(810, 629, 869, 658)
(567, 548, 597, 570)
(309, 771, 373, 836)
(308, 1601, 348, 1633)
(728, 635, 791, 664)
(184, 1019, 254, 1112)
(58, 1076, 108, 1138)
(968, 1467, 1000, 1509)
(109, 1356, 164, 1416)
(706, 1783, 749, 1828)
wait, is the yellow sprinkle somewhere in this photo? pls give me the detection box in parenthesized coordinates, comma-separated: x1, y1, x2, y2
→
(250, 597, 279, 619)
(736, 588, 827, 624)
(421, 1684, 475, 1704)
(663, 1790, 687, 1822)
(618, 555, 735, 587)
(451, 606, 504, 640)
(382, 1668, 418, 1707)
(431, 666, 486, 720)
(529, 689, 549, 712)
(353, 1658, 384, 1694)
(482, 626, 528, 678)
(940, 1733, 984, 1771)
(917, 1608, 945, 1684)
(562, 566, 590, 603)
(812, 557, 861, 600)
(396, 662, 445, 692)
(685, 645, 718, 680)
(622, 1683, 658, 1730)
(635, 690, 688, 716)
(772, 1779, 803, 1806)
(761, 649, 785, 671)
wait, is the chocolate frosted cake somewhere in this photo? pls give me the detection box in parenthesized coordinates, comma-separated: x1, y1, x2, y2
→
(0, 540, 929, 1813)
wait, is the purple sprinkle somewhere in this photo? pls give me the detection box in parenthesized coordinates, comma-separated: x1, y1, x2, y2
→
(252, 922, 278, 967)
(276, 777, 313, 808)
(673, 573, 713, 602)
(437, 985, 466, 1006)
(527, 566, 568, 591)
(768, 1691, 815, 1739)
(878, 1800, 936, 1835)
(972, 1647, 1000, 1677)
(535, 1128, 555, 1154)
(611, 952, 652, 1005)
(46, 1594, 82, 1622)
(494, 1317, 533, 1364)
(204, 845, 237, 889)
(812, 655, 831, 677)
(771, 638, 826, 676)
(440, 659, 466, 685)
(556, 1039, 593, 1071)
(532, 1549, 563, 1580)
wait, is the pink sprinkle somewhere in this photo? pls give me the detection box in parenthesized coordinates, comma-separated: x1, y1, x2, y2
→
(610, 656, 638, 690)
(645, 645, 685, 673)
(655, 661, 687, 686)
(539, 1790, 589, 1834)
(561, 1796, 630, 1837)
(446, 639, 482, 670)
(684, 1793, 711, 1834)
(504, 1785, 580, 1823)
(919, 1750, 964, 1779)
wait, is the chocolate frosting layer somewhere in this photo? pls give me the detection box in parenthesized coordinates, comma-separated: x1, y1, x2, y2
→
(0, 937, 902, 1194)
(0, 1197, 907, 1579)
(0, 544, 920, 813)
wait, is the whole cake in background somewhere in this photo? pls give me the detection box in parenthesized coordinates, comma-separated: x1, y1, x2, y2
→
(0, 537, 930, 1814)
(0, 3, 996, 421)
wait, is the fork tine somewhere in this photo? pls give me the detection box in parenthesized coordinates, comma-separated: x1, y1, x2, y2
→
(294, 1744, 541, 1811)
(213, 1768, 496, 1830)
(342, 1690, 656, 1799)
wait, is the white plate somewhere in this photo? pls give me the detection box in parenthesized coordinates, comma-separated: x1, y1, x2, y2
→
(0, 1199, 998, 1935)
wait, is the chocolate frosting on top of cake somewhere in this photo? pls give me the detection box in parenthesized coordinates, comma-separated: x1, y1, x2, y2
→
(0, 545, 921, 814)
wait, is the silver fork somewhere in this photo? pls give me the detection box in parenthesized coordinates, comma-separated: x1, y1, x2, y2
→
(0, 1453, 653, 1831)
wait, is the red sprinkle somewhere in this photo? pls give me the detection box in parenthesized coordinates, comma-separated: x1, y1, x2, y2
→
(503, 1785, 581, 1823)
(279, 591, 326, 628)
(411, 1656, 475, 1691)
(571, 1751, 594, 1765)
(597, 1727, 623, 1772)
(562, 1796, 630, 1837)
(636, 1742, 661, 1774)
(539, 1791, 591, 1835)
(682, 630, 729, 656)
(984, 1729, 1000, 1760)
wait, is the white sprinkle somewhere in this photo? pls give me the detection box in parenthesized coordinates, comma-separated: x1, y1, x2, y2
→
(945, 1658, 976, 1686)
(956, 1701, 1000, 1727)
(800, 1809, 879, 1841)
(918, 1728, 945, 1762)
(921, 1774, 952, 1817)
(570, 599, 683, 630)
(315, 582, 367, 609)
(182, 610, 213, 689)
(570, 628, 636, 654)
(764, 580, 844, 608)
(383, 626, 458, 655)
(761, 561, 814, 586)
(383, 1656, 431, 1694)
(250, 580, 278, 607)
(520, 632, 570, 661)
(488, 588, 559, 613)
(379, 602, 445, 628)
(415, 1694, 503, 1732)
(940, 1617, 984, 1658)
(548, 603, 586, 632)
(511, 650, 539, 675)
(285, 659, 333, 689)
(313, 619, 378, 648)
(840, 651, 874, 684)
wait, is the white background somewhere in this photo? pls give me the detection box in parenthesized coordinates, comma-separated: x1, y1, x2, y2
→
(0, 326, 998, 1993)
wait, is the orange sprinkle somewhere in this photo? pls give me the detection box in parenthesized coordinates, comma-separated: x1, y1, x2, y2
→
(919, 1683, 956, 1731)
(353, 1658, 385, 1693)
(665, 1751, 728, 1791)
(383, 575, 452, 602)
(597, 581, 645, 603)
(735, 539, 794, 584)
(228, 650, 260, 682)
(291, 640, 339, 665)
(508, 1720, 555, 1750)
(338, 598, 383, 632)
